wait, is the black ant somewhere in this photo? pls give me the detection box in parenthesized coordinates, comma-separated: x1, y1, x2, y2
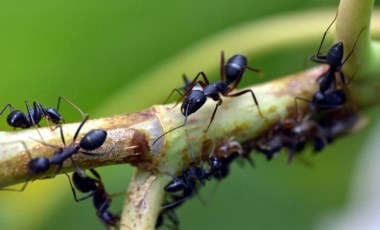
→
(208, 138, 253, 180)
(43, 115, 108, 175)
(66, 169, 120, 228)
(162, 144, 210, 209)
(0, 96, 85, 130)
(1, 115, 108, 192)
(297, 12, 365, 112)
(153, 51, 264, 145)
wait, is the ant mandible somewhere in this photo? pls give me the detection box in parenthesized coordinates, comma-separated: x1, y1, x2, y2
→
(65, 169, 120, 228)
(153, 51, 264, 145)
(0, 96, 85, 130)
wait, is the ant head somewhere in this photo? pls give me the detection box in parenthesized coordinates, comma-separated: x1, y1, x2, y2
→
(44, 107, 63, 124)
(27, 157, 50, 174)
(180, 86, 207, 116)
(225, 54, 248, 84)
(79, 129, 107, 151)
(164, 177, 186, 193)
(327, 42, 344, 67)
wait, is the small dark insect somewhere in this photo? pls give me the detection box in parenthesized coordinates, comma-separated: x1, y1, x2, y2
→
(66, 169, 120, 228)
(208, 138, 252, 180)
(253, 110, 330, 164)
(153, 51, 264, 145)
(0, 96, 85, 130)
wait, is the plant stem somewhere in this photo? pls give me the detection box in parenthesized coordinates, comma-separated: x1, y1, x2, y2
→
(336, 0, 379, 77)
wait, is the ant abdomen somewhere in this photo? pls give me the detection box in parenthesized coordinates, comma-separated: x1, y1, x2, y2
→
(79, 129, 107, 151)
(27, 157, 50, 174)
(7, 111, 30, 128)
(225, 54, 248, 84)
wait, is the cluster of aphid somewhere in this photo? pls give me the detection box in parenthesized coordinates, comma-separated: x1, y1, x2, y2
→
(155, 14, 364, 229)
(0, 97, 120, 228)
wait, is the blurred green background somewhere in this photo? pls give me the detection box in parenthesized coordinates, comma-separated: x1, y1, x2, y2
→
(1, 0, 380, 229)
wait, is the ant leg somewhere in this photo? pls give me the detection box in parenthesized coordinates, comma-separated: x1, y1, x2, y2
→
(25, 100, 37, 126)
(181, 74, 192, 91)
(0, 104, 15, 116)
(166, 209, 180, 230)
(89, 168, 102, 180)
(338, 71, 348, 86)
(0, 181, 29, 192)
(227, 89, 266, 120)
(341, 27, 366, 67)
(72, 115, 90, 142)
(206, 99, 223, 132)
(311, 10, 339, 61)
(220, 51, 225, 81)
(34, 101, 55, 128)
(190, 71, 210, 85)
(229, 66, 261, 92)
(294, 97, 311, 120)
(162, 188, 193, 210)
(152, 104, 190, 146)
(58, 124, 66, 146)
(57, 96, 86, 119)
(164, 88, 185, 107)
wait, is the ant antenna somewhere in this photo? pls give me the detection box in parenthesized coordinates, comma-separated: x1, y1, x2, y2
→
(152, 104, 189, 146)
(340, 27, 367, 67)
(315, 10, 339, 58)
(56, 96, 86, 120)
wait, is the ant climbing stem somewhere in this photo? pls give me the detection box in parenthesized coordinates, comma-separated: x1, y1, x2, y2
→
(65, 168, 120, 228)
(311, 10, 366, 90)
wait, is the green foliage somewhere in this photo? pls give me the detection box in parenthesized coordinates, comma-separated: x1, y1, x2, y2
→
(0, 0, 379, 229)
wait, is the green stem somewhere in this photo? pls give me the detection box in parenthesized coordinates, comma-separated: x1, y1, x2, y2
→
(336, 0, 379, 77)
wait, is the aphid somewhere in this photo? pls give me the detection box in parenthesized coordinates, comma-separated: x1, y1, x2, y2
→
(0, 96, 85, 130)
(66, 169, 120, 228)
(153, 52, 264, 145)
(253, 109, 329, 164)
(208, 138, 252, 180)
